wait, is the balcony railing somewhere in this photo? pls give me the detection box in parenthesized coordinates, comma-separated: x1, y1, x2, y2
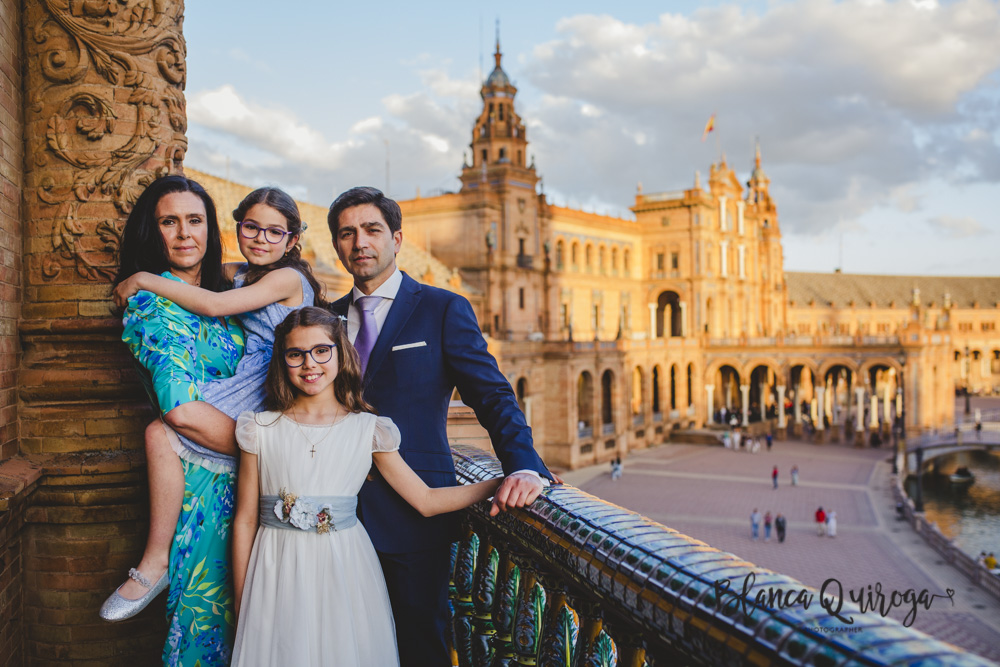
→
(652, 412, 663, 423)
(863, 335, 900, 345)
(602, 423, 615, 435)
(632, 414, 645, 426)
(578, 426, 593, 439)
(449, 446, 988, 666)
(516, 254, 534, 269)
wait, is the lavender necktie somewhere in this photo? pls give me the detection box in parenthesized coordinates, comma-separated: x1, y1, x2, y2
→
(354, 296, 382, 375)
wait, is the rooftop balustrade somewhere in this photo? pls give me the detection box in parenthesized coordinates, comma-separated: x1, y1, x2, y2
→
(449, 446, 992, 666)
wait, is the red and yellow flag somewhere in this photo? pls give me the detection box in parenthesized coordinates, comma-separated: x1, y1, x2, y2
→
(701, 113, 716, 141)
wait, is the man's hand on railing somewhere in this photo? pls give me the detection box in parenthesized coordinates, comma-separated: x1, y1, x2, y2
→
(490, 472, 545, 516)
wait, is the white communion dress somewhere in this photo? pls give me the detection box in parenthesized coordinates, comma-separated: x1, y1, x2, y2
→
(231, 410, 400, 667)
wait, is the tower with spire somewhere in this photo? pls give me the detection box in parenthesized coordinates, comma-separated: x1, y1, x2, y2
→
(746, 141, 774, 210)
(744, 141, 784, 334)
(460, 28, 536, 192)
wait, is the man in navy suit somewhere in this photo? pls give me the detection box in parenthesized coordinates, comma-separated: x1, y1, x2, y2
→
(327, 187, 552, 666)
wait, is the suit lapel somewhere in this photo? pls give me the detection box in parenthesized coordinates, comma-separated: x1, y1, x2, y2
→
(365, 273, 421, 382)
(330, 293, 352, 318)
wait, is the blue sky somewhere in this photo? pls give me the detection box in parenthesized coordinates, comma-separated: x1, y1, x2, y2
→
(182, 0, 1000, 276)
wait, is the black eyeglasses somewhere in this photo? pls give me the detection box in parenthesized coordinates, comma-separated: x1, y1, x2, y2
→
(238, 221, 295, 244)
(284, 344, 336, 367)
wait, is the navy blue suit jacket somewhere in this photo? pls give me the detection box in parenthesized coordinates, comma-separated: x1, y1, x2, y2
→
(331, 272, 551, 553)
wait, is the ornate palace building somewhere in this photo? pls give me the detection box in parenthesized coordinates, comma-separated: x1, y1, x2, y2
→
(2, 4, 999, 662)
(231, 40, 999, 470)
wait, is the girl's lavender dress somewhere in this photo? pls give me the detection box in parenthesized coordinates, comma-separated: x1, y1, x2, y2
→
(171, 266, 315, 472)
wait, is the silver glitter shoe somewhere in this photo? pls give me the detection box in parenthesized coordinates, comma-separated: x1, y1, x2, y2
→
(99, 567, 168, 622)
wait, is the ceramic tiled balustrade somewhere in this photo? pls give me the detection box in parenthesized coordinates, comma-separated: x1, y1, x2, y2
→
(449, 446, 991, 666)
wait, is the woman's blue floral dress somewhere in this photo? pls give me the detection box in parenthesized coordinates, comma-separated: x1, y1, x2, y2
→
(122, 272, 245, 667)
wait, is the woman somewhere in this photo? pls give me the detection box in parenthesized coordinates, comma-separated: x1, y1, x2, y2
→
(109, 175, 243, 666)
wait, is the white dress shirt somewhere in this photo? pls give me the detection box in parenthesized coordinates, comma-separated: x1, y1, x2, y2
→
(347, 267, 403, 344)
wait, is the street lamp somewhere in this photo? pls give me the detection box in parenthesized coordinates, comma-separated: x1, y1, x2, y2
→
(964, 345, 971, 416)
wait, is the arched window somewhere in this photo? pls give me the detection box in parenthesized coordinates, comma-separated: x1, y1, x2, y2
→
(585, 244, 593, 272)
(623, 249, 631, 275)
(556, 240, 565, 270)
(578, 372, 594, 432)
(601, 370, 614, 426)
(670, 364, 677, 410)
(571, 242, 580, 270)
(611, 247, 618, 272)
(652, 366, 662, 414)
(656, 291, 682, 337)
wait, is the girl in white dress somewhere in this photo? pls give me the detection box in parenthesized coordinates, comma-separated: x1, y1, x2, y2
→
(230, 308, 501, 667)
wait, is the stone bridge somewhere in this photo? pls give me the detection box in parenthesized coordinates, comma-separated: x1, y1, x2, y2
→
(903, 425, 1000, 476)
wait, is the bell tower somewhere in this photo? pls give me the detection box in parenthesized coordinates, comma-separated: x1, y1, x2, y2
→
(460, 31, 536, 191)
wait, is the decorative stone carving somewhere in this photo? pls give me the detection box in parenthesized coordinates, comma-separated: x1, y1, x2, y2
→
(25, 0, 187, 283)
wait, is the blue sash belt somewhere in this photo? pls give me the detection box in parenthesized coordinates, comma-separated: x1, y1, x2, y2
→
(260, 494, 358, 533)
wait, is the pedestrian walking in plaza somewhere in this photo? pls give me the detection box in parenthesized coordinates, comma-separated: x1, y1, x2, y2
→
(815, 507, 826, 536)
(764, 511, 772, 541)
(610, 456, 623, 481)
(750, 508, 762, 540)
(826, 510, 837, 537)
(791, 465, 799, 486)
(766, 432, 773, 451)
(775, 513, 786, 543)
(772, 466, 779, 489)
(722, 431, 731, 449)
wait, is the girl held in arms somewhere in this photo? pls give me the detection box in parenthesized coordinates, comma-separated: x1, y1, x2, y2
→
(102, 187, 325, 628)
(230, 308, 501, 666)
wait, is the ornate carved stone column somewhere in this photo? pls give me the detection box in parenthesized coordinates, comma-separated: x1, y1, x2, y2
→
(20, 1, 188, 661)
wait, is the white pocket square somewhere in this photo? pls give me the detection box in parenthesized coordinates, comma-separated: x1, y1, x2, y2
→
(392, 341, 427, 351)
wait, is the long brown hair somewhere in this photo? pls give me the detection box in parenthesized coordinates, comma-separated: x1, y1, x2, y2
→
(265, 307, 374, 414)
(113, 176, 226, 291)
(234, 187, 327, 307)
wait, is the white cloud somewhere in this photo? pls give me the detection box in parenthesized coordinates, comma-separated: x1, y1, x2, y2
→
(518, 0, 1000, 234)
(187, 79, 472, 205)
(184, 1, 1000, 251)
(927, 215, 987, 237)
(188, 85, 354, 170)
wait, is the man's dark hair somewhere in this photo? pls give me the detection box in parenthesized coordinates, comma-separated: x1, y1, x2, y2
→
(327, 186, 402, 236)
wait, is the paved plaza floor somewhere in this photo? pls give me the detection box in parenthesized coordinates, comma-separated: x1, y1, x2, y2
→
(561, 435, 1000, 664)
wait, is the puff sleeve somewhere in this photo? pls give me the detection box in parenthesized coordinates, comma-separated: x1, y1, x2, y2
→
(235, 412, 260, 455)
(372, 415, 401, 453)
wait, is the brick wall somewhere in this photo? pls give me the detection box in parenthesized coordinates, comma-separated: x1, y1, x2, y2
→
(0, 0, 24, 663)
(0, 0, 22, 465)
